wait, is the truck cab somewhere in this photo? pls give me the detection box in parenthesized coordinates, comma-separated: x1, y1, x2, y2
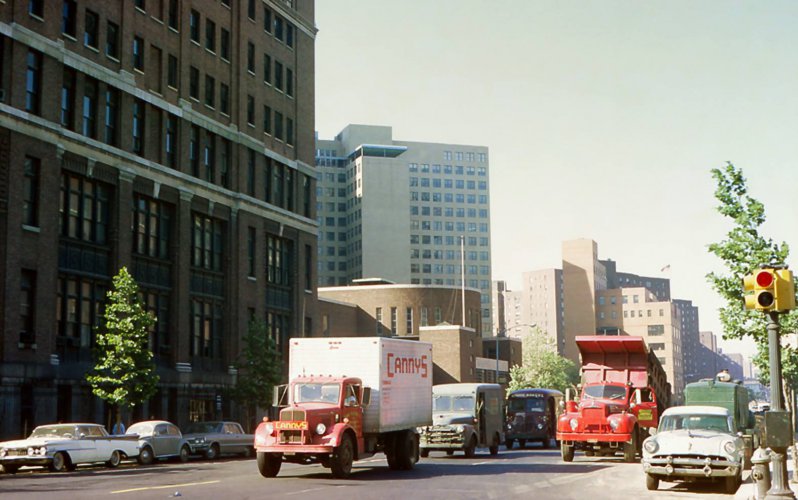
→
(505, 388, 563, 449)
(419, 383, 504, 458)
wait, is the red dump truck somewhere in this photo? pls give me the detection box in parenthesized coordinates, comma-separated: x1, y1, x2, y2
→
(254, 337, 433, 479)
(556, 336, 670, 463)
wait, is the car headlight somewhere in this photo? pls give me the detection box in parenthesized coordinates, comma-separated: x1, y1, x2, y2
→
(537, 423, 544, 430)
(38, 447, 47, 456)
(27, 447, 35, 456)
(723, 440, 737, 455)
(0, 448, 6, 458)
(316, 423, 327, 435)
(419, 427, 427, 434)
(455, 425, 465, 433)
(643, 439, 658, 454)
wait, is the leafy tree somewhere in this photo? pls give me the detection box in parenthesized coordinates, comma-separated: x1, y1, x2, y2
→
(706, 163, 798, 393)
(508, 328, 579, 395)
(232, 319, 283, 431)
(86, 267, 159, 431)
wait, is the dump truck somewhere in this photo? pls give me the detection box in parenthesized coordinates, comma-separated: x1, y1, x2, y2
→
(684, 372, 758, 468)
(556, 335, 671, 463)
(254, 337, 433, 479)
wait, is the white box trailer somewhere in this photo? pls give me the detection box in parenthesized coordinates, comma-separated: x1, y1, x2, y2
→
(288, 337, 433, 433)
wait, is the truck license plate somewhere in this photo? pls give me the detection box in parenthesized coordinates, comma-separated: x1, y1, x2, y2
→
(587, 440, 598, 443)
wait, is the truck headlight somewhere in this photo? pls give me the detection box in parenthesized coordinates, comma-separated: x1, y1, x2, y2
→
(265, 423, 275, 436)
(723, 441, 737, 455)
(608, 419, 619, 431)
(643, 439, 658, 454)
(537, 423, 544, 430)
(455, 425, 465, 433)
(316, 423, 327, 435)
(569, 419, 579, 431)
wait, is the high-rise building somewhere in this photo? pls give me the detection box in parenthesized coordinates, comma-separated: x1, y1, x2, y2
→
(315, 124, 493, 334)
(497, 270, 564, 351)
(0, 0, 317, 439)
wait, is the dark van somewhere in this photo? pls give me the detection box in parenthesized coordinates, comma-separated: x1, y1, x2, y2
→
(505, 388, 564, 449)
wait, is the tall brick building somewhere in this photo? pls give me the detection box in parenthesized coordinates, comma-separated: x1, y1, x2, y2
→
(0, 0, 317, 438)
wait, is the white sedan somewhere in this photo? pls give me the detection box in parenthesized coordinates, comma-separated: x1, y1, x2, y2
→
(641, 405, 744, 494)
(0, 423, 140, 473)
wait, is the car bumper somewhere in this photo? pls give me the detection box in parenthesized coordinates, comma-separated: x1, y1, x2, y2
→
(557, 432, 631, 444)
(259, 444, 334, 455)
(1, 456, 52, 467)
(188, 443, 210, 454)
(642, 456, 741, 478)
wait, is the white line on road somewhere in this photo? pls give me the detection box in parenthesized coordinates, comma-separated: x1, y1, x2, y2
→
(110, 480, 220, 494)
(472, 461, 493, 465)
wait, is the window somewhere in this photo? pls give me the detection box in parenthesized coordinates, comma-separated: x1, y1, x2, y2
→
(247, 149, 256, 196)
(190, 299, 222, 358)
(390, 307, 397, 335)
(81, 10, 99, 49)
(133, 196, 172, 259)
(189, 66, 199, 99)
(165, 114, 178, 168)
(375, 307, 383, 335)
(20, 269, 36, 344)
(148, 45, 162, 93)
(25, 50, 42, 115)
(220, 29, 230, 60)
(246, 95, 255, 125)
(104, 87, 119, 146)
(167, 54, 178, 88)
(247, 42, 255, 73)
(204, 74, 215, 107)
(205, 19, 216, 52)
(106, 21, 119, 59)
(59, 172, 110, 244)
(29, 0, 43, 18)
(274, 16, 283, 41)
(274, 61, 283, 91)
(62, 0, 77, 37)
(189, 125, 199, 176)
(247, 0, 256, 19)
(132, 98, 145, 154)
(263, 6, 272, 33)
(406, 307, 413, 334)
(247, 227, 256, 277)
(189, 10, 200, 42)
(274, 111, 283, 140)
(263, 105, 271, 134)
(133, 36, 144, 70)
(647, 325, 665, 336)
(191, 214, 223, 271)
(220, 139, 230, 188)
(263, 54, 271, 83)
(203, 131, 215, 182)
(286, 24, 294, 48)
(23, 157, 40, 227)
(167, 0, 179, 30)
(286, 68, 293, 97)
(286, 117, 294, 146)
(81, 77, 97, 138)
(61, 67, 76, 130)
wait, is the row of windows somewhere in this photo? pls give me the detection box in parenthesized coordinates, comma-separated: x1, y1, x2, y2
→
(409, 277, 491, 290)
(407, 235, 490, 246)
(410, 192, 489, 204)
(410, 249, 490, 261)
(409, 163, 487, 174)
(598, 309, 666, 320)
(410, 220, 490, 232)
(410, 264, 491, 276)
(411, 206, 489, 218)
(409, 178, 488, 190)
(441, 151, 487, 163)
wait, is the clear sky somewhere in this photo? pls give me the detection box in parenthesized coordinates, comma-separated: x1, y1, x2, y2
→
(313, 1, 798, 359)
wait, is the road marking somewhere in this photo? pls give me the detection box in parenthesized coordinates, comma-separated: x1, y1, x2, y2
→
(472, 461, 492, 465)
(110, 480, 220, 494)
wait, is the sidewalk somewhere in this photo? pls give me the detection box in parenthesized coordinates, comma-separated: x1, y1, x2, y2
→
(737, 452, 798, 499)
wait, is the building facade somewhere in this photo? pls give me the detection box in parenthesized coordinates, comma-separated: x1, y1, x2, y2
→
(315, 124, 493, 334)
(0, 0, 317, 439)
(499, 269, 564, 351)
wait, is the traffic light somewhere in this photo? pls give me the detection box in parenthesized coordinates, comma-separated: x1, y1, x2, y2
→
(743, 268, 796, 312)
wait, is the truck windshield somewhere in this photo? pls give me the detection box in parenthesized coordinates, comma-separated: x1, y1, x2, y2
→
(659, 414, 732, 433)
(294, 383, 340, 404)
(433, 395, 474, 412)
(508, 398, 545, 412)
(582, 384, 626, 400)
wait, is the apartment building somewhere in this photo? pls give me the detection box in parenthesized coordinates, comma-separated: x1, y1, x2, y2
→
(496, 270, 564, 351)
(315, 124, 493, 334)
(0, 0, 317, 439)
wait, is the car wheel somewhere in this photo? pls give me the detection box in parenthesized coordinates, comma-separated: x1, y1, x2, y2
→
(646, 474, 659, 491)
(205, 444, 220, 461)
(107, 450, 121, 468)
(50, 452, 69, 472)
(518, 439, 526, 448)
(505, 439, 514, 450)
(179, 445, 190, 463)
(138, 446, 154, 465)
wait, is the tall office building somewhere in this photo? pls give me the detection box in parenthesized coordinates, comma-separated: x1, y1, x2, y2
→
(316, 124, 492, 334)
(0, 0, 317, 439)
(497, 270, 564, 351)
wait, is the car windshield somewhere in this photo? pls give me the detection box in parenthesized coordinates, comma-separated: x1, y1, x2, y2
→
(659, 414, 732, 433)
(294, 383, 340, 403)
(184, 422, 219, 434)
(433, 395, 475, 412)
(582, 384, 627, 400)
(508, 397, 546, 413)
(127, 423, 154, 436)
(30, 425, 77, 439)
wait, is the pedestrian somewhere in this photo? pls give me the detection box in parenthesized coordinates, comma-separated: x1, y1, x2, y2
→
(112, 420, 126, 435)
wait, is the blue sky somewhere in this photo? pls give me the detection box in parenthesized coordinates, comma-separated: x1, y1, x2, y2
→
(313, 1, 798, 359)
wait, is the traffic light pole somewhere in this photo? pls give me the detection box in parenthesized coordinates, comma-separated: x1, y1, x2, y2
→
(766, 311, 796, 499)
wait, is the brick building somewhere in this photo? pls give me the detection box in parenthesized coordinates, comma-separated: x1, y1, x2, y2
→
(0, 0, 317, 438)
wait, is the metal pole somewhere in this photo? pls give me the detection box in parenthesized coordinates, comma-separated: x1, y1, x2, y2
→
(766, 311, 796, 499)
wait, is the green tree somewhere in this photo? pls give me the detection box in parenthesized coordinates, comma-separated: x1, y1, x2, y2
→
(706, 163, 798, 390)
(232, 319, 283, 431)
(86, 267, 159, 431)
(508, 328, 579, 394)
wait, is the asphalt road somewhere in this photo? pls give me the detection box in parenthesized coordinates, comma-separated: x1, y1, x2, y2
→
(0, 446, 752, 500)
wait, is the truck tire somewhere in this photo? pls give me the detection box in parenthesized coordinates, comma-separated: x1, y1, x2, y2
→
(489, 433, 500, 456)
(623, 429, 638, 463)
(518, 439, 526, 449)
(561, 442, 574, 462)
(257, 452, 282, 478)
(505, 438, 514, 450)
(331, 436, 354, 479)
(646, 474, 659, 491)
(393, 430, 416, 470)
(420, 448, 430, 458)
(464, 436, 477, 458)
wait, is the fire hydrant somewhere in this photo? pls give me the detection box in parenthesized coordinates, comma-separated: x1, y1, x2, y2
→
(751, 447, 772, 500)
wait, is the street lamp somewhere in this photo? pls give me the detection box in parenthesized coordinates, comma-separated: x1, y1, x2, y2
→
(495, 323, 536, 382)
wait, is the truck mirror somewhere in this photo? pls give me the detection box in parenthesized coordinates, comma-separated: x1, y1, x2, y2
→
(362, 387, 371, 407)
(273, 384, 289, 407)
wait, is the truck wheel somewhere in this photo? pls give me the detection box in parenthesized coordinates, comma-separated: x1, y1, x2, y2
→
(489, 433, 500, 456)
(518, 439, 526, 449)
(505, 439, 514, 450)
(331, 436, 354, 478)
(138, 446, 154, 465)
(106, 450, 121, 468)
(50, 451, 69, 472)
(561, 443, 574, 462)
(464, 436, 477, 458)
(257, 452, 282, 478)
(397, 431, 416, 470)
(623, 430, 638, 463)
(646, 474, 659, 491)
(420, 449, 429, 458)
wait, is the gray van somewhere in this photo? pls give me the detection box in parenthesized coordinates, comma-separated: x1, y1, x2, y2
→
(418, 383, 504, 457)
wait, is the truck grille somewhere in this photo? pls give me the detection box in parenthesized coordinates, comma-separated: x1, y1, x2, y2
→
(281, 409, 306, 421)
(279, 431, 305, 444)
(424, 427, 464, 445)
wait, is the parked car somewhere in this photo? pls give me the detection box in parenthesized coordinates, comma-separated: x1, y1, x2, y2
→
(126, 420, 190, 465)
(0, 423, 140, 473)
(641, 405, 744, 494)
(183, 421, 254, 459)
